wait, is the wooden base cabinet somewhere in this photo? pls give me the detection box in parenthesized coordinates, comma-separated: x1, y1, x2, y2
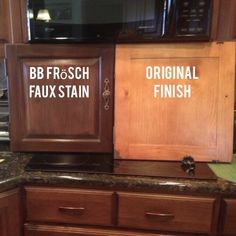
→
(0, 188, 21, 236)
(24, 186, 218, 236)
(24, 224, 203, 236)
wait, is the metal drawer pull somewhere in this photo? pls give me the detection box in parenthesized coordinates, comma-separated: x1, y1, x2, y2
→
(58, 207, 85, 215)
(145, 212, 175, 220)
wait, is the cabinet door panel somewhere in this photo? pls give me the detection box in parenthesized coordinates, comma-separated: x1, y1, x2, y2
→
(7, 44, 114, 152)
(217, 0, 236, 41)
(222, 199, 236, 235)
(0, 189, 21, 236)
(115, 43, 235, 162)
(23, 59, 99, 138)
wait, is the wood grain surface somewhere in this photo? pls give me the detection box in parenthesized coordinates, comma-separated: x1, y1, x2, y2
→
(115, 43, 235, 162)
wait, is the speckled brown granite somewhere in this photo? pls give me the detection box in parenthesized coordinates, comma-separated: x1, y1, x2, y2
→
(0, 152, 236, 194)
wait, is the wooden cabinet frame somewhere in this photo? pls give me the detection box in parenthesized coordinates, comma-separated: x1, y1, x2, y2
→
(115, 43, 235, 162)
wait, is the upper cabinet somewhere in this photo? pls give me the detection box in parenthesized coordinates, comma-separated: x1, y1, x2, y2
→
(115, 42, 235, 162)
(0, 0, 10, 45)
(6, 44, 114, 153)
(217, 0, 236, 41)
(0, 0, 23, 56)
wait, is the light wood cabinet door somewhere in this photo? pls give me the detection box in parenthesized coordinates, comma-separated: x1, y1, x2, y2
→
(0, 0, 10, 44)
(115, 43, 235, 162)
(0, 189, 21, 236)
(6, 44, 114, 153)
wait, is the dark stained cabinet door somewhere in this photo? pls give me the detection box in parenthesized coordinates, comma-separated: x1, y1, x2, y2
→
(6, 44, 114, 152)
(0, 189, 21, 236)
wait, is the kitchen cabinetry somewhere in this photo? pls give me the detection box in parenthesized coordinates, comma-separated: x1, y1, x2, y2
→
(221, 199, 236, 235)
(24, 186, 218, 236)
(0, 0, 22, 56)
(6, 44, 114, 153)
(118, 192, 215, 234)
(217, 0, 236, 41)
(115, 42, 235, 162)
(0, 188, 21, 236)
(25, 187, 114, 226)
(24, 224, 195, 236)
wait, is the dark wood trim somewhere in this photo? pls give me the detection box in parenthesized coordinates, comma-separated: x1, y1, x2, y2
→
(217, 0, 236, 41)
(0, 188, 22, 236)
(7, 44, 114, 153)
(8, 0, 23, 43)
(24, 223, 202, 236)
(0, 0, 23, 44)
(210, 194, 222, 236)
(20, 0, 28, 43)
(0, 45, 4, 58)
(211, 0, 220, 40)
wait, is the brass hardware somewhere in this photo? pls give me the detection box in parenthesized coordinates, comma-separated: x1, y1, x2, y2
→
(58, 207, 85, 215)
(145, 212, 175, 220)
(102, 78, 111, 111)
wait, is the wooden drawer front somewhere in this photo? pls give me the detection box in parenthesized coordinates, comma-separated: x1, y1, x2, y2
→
(25, 224, 189, 236)
(222, 199, 236, 235)
(118, 192, 215, 234)
(25, 187, 114, 226)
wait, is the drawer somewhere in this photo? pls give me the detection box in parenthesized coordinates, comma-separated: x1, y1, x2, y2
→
(222, 199, 236, 235)
(25, 187, 114, 226)
(24, 224, 189, 236)
(118, 192, 215, 234)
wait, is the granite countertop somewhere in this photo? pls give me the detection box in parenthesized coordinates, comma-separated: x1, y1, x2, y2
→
(0, 152, 236, 194)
